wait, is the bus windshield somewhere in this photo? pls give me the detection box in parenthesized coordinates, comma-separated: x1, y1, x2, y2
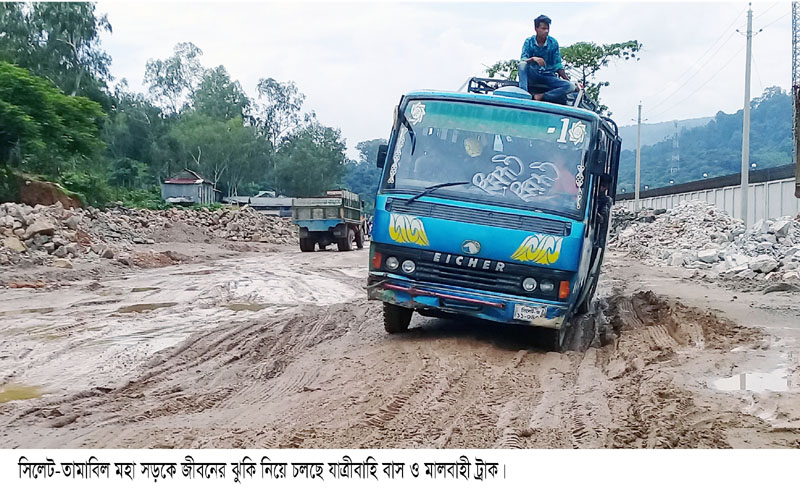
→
(383, 99, 593, 217)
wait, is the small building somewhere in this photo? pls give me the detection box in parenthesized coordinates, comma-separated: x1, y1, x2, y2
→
(161, 169, 220, 205)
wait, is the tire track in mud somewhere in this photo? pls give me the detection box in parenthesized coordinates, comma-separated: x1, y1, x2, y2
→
(5, 281, 789, 449)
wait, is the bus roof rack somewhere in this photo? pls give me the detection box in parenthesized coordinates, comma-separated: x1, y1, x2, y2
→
(465, 76, 601, 114)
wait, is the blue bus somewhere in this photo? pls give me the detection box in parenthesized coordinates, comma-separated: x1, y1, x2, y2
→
(367, 78, 621, 350)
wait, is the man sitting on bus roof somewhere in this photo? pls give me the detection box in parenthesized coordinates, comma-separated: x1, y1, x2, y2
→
(518, 15, 574, 104)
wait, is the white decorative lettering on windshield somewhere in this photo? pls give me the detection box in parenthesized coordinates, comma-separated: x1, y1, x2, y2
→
(473, 155, 560, 203)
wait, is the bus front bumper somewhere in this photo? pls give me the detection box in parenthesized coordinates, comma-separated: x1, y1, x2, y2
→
(367, 273, 568, 329)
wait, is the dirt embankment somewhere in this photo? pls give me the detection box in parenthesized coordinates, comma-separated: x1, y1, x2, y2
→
(2, 249, 797, 449)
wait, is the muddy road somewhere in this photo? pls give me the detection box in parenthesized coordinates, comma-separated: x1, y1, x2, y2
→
(1, 246, 799, 448)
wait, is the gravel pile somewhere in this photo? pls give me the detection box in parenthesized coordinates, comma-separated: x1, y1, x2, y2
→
(612, 200, 800, 284)
(0, 202, 297, 268)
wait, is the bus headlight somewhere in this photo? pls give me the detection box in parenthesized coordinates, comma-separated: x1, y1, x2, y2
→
(386, 256, 399, 270)
(539, 280, 555, 293)
(401, 260, 416, 274)
(522, 277, 537, 292)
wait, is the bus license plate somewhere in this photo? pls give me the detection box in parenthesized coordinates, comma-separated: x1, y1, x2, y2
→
(513, 305, 546, 321)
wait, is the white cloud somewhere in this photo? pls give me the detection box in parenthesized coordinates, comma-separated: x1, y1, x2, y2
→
(96, 1, 792, 158)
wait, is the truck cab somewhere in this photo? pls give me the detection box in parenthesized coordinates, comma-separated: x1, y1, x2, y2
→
(367, 78, 621, 350)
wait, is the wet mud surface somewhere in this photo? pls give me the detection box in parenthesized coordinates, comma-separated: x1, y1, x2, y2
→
(1, 247, 798, 448)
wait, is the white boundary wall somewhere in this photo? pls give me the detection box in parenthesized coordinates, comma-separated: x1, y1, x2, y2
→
(616, 178, 798, 223)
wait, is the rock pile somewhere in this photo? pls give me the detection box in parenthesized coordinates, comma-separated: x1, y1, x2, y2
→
(0, 202, 297, 268)
(612, 200, 800, 285)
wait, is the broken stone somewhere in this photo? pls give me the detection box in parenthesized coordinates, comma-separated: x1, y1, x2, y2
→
(23, 219, 56, 239)
(749, 255, 779, 273)
(52, 258, 73, 269)
(697, 249, 720, 263)
(769, 219, 792, 238)
(33, 234, 50, 247)
(65, 243, 80, 257)
(2, 236, 26, 253)
(783, 271, 800, 282)
(64, 215, 80, 230)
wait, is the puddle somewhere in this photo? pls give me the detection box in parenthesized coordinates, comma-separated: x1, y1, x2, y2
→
(131, 287, 160, 293)
(0, 307, 55, 317)
(0, 384, 43, 403)
(227, 303, 266, 312)
(116, 302, 178, 314)
(713, 369, 791, 393)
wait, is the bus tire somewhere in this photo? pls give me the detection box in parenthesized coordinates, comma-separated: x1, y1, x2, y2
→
(383, 302, 413, 333)
(337, 228, 355, 251)
(299, 238, 315, 252)
(576, 275, 598, 315)
(540, 327, 566, 352)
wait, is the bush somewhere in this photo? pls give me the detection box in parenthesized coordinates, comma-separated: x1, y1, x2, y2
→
(0, 165, 21, 203)
(58, 170, 112, 207)
(113, 186, 170, 210)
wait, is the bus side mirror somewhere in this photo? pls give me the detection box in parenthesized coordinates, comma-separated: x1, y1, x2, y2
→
(590, 150, 607, 174)
(377, 144, 388, 169)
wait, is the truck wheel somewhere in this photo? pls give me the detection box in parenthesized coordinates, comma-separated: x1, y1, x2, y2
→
(337, 228, 355, 251)
(355, 228, 364, 249)
(299, 238, 315, 252)
(383, 302, 413, 333)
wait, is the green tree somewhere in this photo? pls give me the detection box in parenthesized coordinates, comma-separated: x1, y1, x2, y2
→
(486, 40, 641, 111)
(0, 61, 105, 174)
(560, 41, 641, 107)
(272, 121, 346, 197)
(192, 65, 250, 120)
(251, 77, 306, 149)
(343, 138, 386, 212)
(169, 113, 269, 195)
(144, 42, 204, 114)
(0, 2, 113, 103)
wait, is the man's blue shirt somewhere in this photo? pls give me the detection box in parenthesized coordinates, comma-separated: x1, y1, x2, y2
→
(520, 35, 564, 75)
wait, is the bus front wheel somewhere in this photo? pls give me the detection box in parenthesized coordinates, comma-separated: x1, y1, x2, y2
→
(383, 303, 413, 333)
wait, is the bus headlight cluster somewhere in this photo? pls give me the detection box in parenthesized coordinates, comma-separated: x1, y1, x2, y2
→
(386, 256, 400, 270)
(522, 277, 537, 292)
(539, 280, 555, 293)
(401, 260, 416, 274)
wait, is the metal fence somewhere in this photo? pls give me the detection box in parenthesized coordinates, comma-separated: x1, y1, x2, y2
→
(615, 165, 798, 223)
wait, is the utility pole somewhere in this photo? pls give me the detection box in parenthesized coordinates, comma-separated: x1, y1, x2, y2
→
(740, 4, 753, 225)
(635, 102, 642, 211)
(793, 2, 800, 198)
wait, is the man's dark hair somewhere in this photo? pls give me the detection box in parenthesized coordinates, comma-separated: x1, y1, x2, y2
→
(534, 15, 551, 28)
(599, 173, 612, 188)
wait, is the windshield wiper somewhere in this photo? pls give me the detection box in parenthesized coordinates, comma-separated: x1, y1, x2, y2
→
(405, 181, 469, 205)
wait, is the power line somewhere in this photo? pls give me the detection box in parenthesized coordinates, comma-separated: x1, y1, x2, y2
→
(760, 10, 791, 30)
(751, 56, 764, 94)
(639, 6, 746, 106)
(646, 30, 740, 114)
(753, 2, 779, 21)
(648, 46, 745, 121)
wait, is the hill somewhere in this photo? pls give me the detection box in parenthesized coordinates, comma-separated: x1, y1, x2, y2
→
(615, 86, 791, 193)
(618, 117, 712, 151)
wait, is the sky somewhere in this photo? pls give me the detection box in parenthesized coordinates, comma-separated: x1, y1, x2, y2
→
(95, 0, 794, 159)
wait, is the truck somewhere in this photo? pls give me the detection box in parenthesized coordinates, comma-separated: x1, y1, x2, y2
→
(293, 190, 367, 252)
(367, 77, 621, 350)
